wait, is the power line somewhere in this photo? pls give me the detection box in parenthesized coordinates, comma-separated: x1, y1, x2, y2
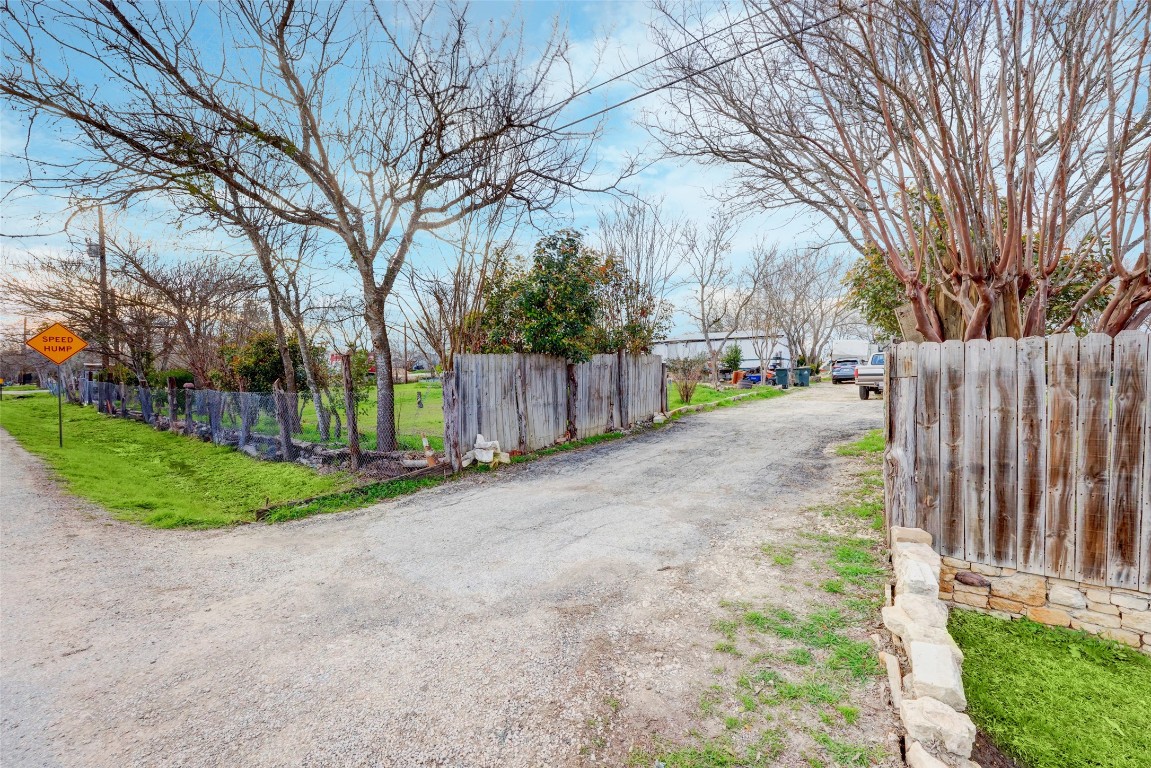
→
(561, 6, 773, 106)
(535, 7, 850, 140)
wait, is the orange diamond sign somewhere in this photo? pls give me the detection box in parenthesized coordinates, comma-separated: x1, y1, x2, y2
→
(26, 322, 88, 365)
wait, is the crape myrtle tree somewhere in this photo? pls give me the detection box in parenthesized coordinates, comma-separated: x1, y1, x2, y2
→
(650, 0, 1151, 340)
(1, 0, 602, 449)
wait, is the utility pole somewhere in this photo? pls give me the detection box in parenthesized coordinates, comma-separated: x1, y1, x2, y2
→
(97, 205, 109, 371)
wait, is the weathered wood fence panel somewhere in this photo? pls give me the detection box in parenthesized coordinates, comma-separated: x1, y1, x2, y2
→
(446, 352, 664, 470)
(885, 332, 1151, 593)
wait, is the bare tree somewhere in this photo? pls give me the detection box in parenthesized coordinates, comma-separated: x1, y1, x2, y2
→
(595, 198, 683, 353)
(2, 0, 603, 448)
(753, 243, 853, 372)
(680, 208, 755, 387)
(399, 203, 519, 373)
(649, 0, 1151, 340)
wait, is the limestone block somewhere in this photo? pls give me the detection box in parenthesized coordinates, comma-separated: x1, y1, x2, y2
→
(1026, 606, 1071, 627)
(952, 591, 989, 608)
(991, 573, 1047, 606)
(1071, 609, 1121, 629)
(954, 582, 990, 595)
(891, 526, 933, 547)
(895, 541, 943, 570)
(1085, 587, 1113, 604)
(900, 697, 976, 757)
(905, 742, 949, 768)
(1086, 601, 1120, 616)
(881, 607, 963, 662)
(896, 557, 943, 598)
(987, 596, 1024, 614)
(943, 557, 970, 569)
(1101, 627, 1142, 647)
(896, 594, 950, 629)
(908, 641, 967, 711)
(1048, 585, 1087, 609)
(1119, 611, 1151, 634)
(1112, 593, 1151, 612)
(971, 563, 1002, 577)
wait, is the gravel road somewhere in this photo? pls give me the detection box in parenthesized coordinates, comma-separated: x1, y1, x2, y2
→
(1, 383, 884, 767)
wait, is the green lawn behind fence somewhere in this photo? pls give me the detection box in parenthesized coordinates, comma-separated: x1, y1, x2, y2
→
(950, 608, 1151, 768)
(0, 394, 351, 528)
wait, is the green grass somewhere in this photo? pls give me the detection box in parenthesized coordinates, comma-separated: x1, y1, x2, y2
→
(834, 430, 884, 456)
(669, 384, 788, 411)
(950, 609, 1151, 768)
(0, 394, 351, 528)
(1, 384, 41, 391)
(296, 381, 445, 450)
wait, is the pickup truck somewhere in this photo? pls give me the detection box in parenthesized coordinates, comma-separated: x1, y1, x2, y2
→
(853, 352, 886, 400)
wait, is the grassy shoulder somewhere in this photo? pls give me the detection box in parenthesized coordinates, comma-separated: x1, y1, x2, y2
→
(626, 429, 890, 767)
(0, 394, 351, 528)
(950, 608, 1151, 768)
(670, 384, 790, 413)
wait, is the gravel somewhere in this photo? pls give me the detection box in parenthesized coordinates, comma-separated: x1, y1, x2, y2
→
(1, 383, 885, 767)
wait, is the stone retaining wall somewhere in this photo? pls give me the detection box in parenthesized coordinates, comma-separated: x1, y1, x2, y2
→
(881, 527, 978, 768)
(938, 559, 1151, 655)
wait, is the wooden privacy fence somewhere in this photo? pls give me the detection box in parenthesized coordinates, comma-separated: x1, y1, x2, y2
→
(442, 352, 666, 470)
(885, 331, 1151, 594)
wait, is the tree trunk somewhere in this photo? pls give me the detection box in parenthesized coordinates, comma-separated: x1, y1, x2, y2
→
(342, 354, 361, 471)
(294, 326, 329, 441)
(272, 378, 297, 462)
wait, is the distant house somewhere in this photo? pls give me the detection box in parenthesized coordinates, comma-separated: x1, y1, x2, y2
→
(651, 330, 790, 370)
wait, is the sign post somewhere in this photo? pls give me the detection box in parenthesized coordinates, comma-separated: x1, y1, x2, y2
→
(25, 322, 89, 448)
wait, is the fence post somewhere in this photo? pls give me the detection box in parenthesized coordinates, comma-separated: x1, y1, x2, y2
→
(341, 355, 361, 471)
(566, 362, 578, 439)
(167, 377, 177, 432)
(139, 379, 154, 425)
(208, 390, 224, 444)
(272, 379, 297, 462)
(661, 362, 668, 413)
(513, 353, 528, 453)
(118, 381, 128, 418)
(183, 383, 195, 436)
(617, 350, 630, 429)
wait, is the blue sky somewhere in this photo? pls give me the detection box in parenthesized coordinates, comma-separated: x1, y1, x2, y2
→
(0, 0, 837, 335)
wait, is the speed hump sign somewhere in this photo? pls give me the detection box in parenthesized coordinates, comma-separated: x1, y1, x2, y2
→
(26, 322, 88, 365)
(25, 322, 89, 448)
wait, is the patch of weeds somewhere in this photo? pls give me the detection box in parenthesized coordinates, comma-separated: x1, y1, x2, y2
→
(699, 689, 722, 717)
(628, 730, 786, 768)
(826, 638, 882, 680)
(738, 692, 758, 712)
(822, 579, 846, 594)
(711, 666, 726, 675)
(761, 543, 796, 567)
(719, 598, 752, 611)
(777, 678, 842, 707)
(715, 641, 742, 656)
(812, 731, 885, 767)
(605, 696, 621, 713)
(804, 756, 827, 768)
(840, 499, 884, 528)
(723, 715, 743, 731)
(834, 430, 884, 457)
(835, 705, 859, 725)
(711, 619, 741, 641)
(785, 647, 813, 666)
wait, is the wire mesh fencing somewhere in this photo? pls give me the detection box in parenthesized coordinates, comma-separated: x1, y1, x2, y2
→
(77, 379, 445, 468)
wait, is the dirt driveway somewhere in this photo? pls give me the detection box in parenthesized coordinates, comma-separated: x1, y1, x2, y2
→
(1, 383, 887, 767)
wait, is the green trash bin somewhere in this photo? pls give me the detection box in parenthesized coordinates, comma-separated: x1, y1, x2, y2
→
(795, 366, 812, 387)
(774, 367, 790, 389)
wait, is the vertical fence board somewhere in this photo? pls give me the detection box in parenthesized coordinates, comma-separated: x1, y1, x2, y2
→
(989, 337, 1019, 567)
(1046, 333, 1079, 580)
(1108, 332, 1148, 588)
(1076, 334, 1113, 585)
(938, 340, 966, 558)
(915, 343, 941, 541)
(887, 343, 918, 528)
(1143, 343, 1151, 594)
(963, 340, 991, 563)
(1016, 336, 1048, 574)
